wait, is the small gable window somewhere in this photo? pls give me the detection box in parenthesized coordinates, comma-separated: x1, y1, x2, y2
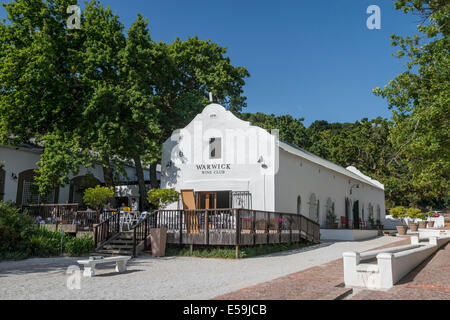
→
(209, 137, 222, 159)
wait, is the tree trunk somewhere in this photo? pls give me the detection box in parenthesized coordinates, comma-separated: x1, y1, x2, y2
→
(102, 156, 115, 187)
(133, 154, 149, 211)
(150, 162, 159, 189)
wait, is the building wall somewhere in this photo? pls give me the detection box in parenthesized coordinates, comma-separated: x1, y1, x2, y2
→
(1, 146, 42, 204)
(161, 103, 276, 211)
(275, 149, 386, 226)
(0, 146, 104, 204)
(161, 103, 386, 221)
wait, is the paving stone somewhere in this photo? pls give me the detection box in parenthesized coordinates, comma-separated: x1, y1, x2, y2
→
(215, 238, 413, 300)
(349, 242, 450, 300)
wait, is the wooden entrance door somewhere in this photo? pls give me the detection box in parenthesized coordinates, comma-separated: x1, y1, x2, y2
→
(197, 192, 217, 209)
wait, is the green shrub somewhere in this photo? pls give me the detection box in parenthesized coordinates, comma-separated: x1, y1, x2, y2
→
(83, 186, 114, 211)
(28, 232, 61, 257)
(166, 242, 314, 259)
(65, 234, 94, 256)
(0, 225, 19, 252)
(389, 206, 407, 218)
(405, 208, 422, 219)
(0, 201, 34, 234)
(0, 201, 37, 256)
(147, 188, 179, 208)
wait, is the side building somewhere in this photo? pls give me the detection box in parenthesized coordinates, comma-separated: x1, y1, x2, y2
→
(0, 144, 160, 209)
(161, 103, 385, 228)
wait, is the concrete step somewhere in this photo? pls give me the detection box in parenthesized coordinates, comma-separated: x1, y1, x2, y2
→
(95, 249, 133, 255)
(103, 244, 133, 249)
(109, 239, 134, 244)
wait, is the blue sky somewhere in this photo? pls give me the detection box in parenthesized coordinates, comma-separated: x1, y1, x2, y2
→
(1, 0, 421, 126)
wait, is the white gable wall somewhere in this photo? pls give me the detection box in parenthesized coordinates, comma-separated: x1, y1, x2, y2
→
(161, 103, 276, 211)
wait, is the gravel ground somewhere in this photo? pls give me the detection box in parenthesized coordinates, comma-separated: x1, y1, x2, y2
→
(0, 236, 402, 300)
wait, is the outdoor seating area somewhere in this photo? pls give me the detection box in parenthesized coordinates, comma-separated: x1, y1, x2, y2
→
(338, 216, 382, 230)
(22, 203, 149, 233)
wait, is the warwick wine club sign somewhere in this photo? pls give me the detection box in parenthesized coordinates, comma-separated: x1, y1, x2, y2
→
(195, 163, 231, 175)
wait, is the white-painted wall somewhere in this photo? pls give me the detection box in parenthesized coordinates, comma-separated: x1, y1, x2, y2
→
(0, 145, 105, 204)
(161, 103, 276, 211)
(1, 146, 41, 203)
(275, 149, 385, 225)
(0, 145, 159, 205)
(161, 103, 386, 219)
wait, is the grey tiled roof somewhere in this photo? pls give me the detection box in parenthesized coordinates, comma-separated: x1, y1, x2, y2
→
(278, 140, 384, 190)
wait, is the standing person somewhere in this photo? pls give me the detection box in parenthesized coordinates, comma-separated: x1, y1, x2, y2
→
(131, 198, 138, 212)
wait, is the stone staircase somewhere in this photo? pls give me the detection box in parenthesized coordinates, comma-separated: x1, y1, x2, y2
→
(94, 231, 135, 256)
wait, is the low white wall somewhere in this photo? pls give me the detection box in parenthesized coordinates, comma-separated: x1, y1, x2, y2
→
(419, 229, 450, 238)
(344, 236, 450, 290)
(320, 229, 379, 241)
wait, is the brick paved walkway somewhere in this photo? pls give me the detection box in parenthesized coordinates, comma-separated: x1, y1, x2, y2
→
(349, 242, 450, 300)
(214, 238, 412, 300)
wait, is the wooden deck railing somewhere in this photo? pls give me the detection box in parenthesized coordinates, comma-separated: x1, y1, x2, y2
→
(94, 208, 320, 257)
(93, 211, 122, 248)
(148, 208, 320, 246)
(23, 204, 117, 231)
(22, 203, 79, 223)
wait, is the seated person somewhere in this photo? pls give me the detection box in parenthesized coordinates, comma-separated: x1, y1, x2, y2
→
(131, 198, 138, 212)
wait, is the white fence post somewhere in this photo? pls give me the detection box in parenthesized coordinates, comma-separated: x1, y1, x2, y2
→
(343, 251, 360, 287)
(377, 252, 394, 289)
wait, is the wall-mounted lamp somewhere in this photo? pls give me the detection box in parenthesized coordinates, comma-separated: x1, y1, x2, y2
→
(11, 173, 18, 181)
(257, 156, 264, 163)
(349, 184, 359, 195)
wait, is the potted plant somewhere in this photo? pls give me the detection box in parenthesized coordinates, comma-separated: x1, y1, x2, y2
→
(147, 188, 179, 257)
(326, 209, 338, 229)
(268, 218, 281, 233)
(417, 212, 427, 229)
(368, 215, 375, 229)
(405, 208, 421, 232)
(376, 219, 382, 230)
(241, 217, 253, 233)
(390, 206, 408, 235)
(255, 219, 266, 233)
(427, 209, 435, 228)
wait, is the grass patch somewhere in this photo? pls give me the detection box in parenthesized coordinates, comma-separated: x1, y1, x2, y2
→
(165, 241, 315, 259)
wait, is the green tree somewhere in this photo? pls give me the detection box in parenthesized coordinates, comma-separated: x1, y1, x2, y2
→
(373, 0, 450, 207)
(147, 188, 179, 209)
(83, 185, 114, 211)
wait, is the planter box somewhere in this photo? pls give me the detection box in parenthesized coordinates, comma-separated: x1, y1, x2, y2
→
(326, 223, 338, 229)
(150, 227, 168, 257)
(418, 221, 427, 229)
(241, 219, 253, 230)
(409, 223, 418, 232)
(58, 224, 77, 233)
(396, 225, 408, 235)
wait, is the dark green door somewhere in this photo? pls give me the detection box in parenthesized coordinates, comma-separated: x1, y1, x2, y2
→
(353, 200, 359, 229)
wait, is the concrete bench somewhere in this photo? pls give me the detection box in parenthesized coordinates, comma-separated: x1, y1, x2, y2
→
(343, 236, 450, 290)
(77, 256, 131, 277)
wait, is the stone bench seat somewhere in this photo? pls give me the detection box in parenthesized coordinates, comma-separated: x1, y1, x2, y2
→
(77, 256, 131, 277)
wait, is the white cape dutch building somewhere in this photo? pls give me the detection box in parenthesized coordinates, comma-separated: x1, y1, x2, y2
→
(161, 103, 385, 229)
